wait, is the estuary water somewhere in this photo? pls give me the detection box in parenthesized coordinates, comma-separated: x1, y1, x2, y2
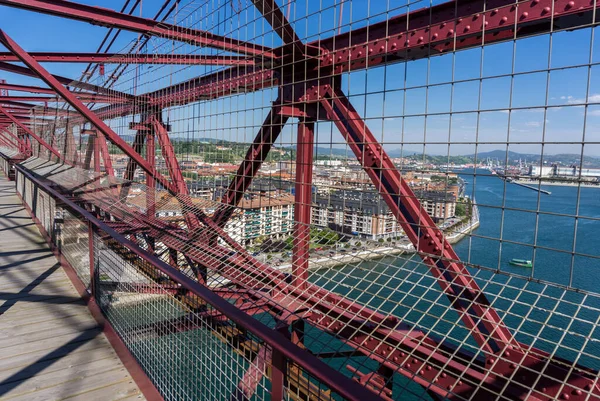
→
(309, 169, 600, 399)
(454, 169, 600, 290)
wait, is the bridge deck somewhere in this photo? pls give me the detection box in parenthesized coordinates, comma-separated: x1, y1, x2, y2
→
(0, 174, 146, 401)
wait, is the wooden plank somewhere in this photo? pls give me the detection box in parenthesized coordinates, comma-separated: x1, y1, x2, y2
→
(0, 174, 146, 401)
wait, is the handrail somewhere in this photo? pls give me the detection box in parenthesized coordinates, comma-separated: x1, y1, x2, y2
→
(14, 163, 383, 401)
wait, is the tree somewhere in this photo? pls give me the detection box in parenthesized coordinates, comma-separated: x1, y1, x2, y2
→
(455, 202, 467, 217)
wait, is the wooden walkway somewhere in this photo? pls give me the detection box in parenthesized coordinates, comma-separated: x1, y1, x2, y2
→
(0, 174, 146, 401)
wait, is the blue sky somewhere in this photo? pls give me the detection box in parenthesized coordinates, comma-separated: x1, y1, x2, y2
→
(1, 0, 599, 157)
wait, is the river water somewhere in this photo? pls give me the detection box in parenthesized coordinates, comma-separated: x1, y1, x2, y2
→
(309, 169, 600, 399)
(454, 169, 600, 290)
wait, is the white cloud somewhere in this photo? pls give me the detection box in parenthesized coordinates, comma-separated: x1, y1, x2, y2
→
(525, 121, 541, 127)
(587, 109, 600, 116)
(567, 94, 600, 104)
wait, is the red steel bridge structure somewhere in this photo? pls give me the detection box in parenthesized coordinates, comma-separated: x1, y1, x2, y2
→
(0, 0, 600, 400)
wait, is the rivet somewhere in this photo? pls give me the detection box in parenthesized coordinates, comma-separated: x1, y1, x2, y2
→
(488, 358, 496, 364)
(391, 42, 397, 49)
(406, 363, 412, 368)
(543, 6, 551, 13)
(510, 363, 517, 369)
(458, 380, 463, 386)
(441, 373, 447, 378)
(502, 16, 508, 22)
(573, 389, 582, 396)
(418, 36, 423, 43)
(585, 384, 593, 390)
(522, 11, 529, 18)
(432, 33, 438, 39)
(491, 9, 499, 15)
(505, 351, 511, 357)
(464, 25, 471, 32)
(532, 0, 539, 3)
(412, 358, 418, 364)
(426, 365, 432, 371)
(420, 369, 425, 375)
(448, 29, 454, 35)
(561, 393, 570, 400)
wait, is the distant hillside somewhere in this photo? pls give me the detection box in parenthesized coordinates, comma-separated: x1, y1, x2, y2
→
(120, 137, 600, 167)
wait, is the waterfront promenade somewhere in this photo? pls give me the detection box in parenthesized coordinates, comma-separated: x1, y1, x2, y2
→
(0, 174, 145, 401)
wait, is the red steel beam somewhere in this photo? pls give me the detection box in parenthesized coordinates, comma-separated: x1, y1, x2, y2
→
(0, 82, 57, 94)
(140, 0, 597, 112)
(212, 105, 288, 226)
(251, 0, 306, 58)
(0, 61, 136, 100)
(0, 0, 276, 59)
(0, 52, 256, 66)
(319, 86, 515, 354)
(0, 95, 128, 103)
(0, 104, 61, 160)
(0, 30, 179, 195)
(151, 115, 200, 231)
(291, 119, 314, 288)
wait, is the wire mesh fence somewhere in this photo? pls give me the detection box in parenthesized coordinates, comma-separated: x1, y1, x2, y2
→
(1, 0, 600, 400)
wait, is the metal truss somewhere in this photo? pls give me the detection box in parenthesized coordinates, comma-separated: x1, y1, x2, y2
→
(1, 0, 600, 400)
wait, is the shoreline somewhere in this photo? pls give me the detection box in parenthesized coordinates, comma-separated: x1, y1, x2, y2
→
(277, 205, 481, 271)
(210, 206, 481, 286)
(513, 179, 600, 189)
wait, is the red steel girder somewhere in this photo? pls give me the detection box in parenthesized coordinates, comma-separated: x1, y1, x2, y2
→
(0, 105, 61, 159)
(0, 61, 136, 100)
(141, 0, 598, 112)
(0, 30, 178, 196)
(212, 105, 288, 226)
(291, 119, 314, 289)
(0, 52, 256, 66)
(318, 86, 515, 354)
(150, 115, 201, 231)
(0, 0, 276, 59)
(251, 0, 307, 58)
(0, 95, 127, 103)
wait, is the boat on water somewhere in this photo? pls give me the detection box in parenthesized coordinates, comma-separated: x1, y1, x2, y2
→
(509, 259, 533, 268)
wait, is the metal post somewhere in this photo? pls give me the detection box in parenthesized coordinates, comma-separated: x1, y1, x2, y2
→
(292, 119, 314, 289)
(93, 132, 101, 173)
(146, 128, 155, 219)
(88, 221, 95, 297)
